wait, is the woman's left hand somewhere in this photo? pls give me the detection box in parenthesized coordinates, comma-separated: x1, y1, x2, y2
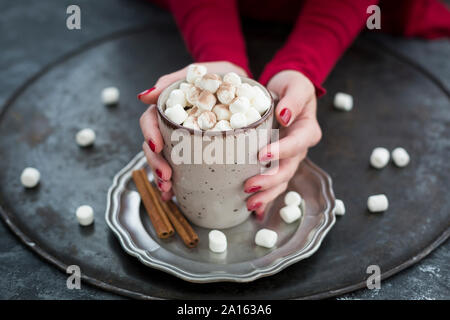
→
(244, 70, 322, 216)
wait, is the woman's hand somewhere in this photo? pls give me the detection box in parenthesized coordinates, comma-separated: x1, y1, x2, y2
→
(138, 61, 247, 201)
(245, 70, 322, 216)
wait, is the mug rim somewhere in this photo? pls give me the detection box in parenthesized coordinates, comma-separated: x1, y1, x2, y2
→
(156, 76, 274, 136)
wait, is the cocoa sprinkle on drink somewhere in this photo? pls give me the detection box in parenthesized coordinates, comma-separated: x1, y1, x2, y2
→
(132, 169, 199, 248)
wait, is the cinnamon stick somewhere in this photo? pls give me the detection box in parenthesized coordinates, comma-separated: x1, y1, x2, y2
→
(146, 176, 199, 248)
(132, 169, 174, 238)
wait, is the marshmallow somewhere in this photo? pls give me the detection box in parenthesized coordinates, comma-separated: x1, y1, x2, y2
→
(20, 167, 40, 188)
(284, 191, 302, 207)
(333, 92, 353, 111)
(196, 90, 216, 111)
(216, 83, 236, 105)
(182, 115, 200, 130)
(251, 86, 271, 115)
(255, 229, 278, 249)
(209, 230, 227, 253)
(186, 106, 202, 118)
(236, 83, 255, 100)
(280, 205, 302, 224)
(76, 205, 94, 226)
(197, 73, 222, 93)
(186, 86, 201, 106)
(76, 128, 96, 147)
(370, 147, 390, 169)
(165, 104, 188, 125)
(230, 112, 247, 129)
(101, 86, 119, 105)
(212, 120, 232, 131)
(392, 147, 410, 167)
(212, 104, 231, 121)
(244, 107, 261, 125)
(335, 199, 346, 216)
(166, 89, 187, 108)
(367, 194, 389, 213)
(186, 64, 207, 84)
(197, 111, 217, 130)
(179, 82, 192, 95)
(223, 72, 241, 87)
(229, 96, 250, 114)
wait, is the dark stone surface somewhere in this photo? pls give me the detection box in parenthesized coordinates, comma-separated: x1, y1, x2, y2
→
(0, 0, 448, 299)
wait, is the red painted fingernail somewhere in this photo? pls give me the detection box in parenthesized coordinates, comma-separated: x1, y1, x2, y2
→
(280, 108, 291, 125)
(137, 87, 155, 99)
(157, 180, 163, 190)
(148, 139, 156, 152)
(155, 169, 162, 179)
(247, 202, 262, 211)
(260, 152, 272, 162)
(245, 186, 261, 194)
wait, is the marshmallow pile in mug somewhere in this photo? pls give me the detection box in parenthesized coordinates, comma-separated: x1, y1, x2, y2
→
(164, 64, 271, 131)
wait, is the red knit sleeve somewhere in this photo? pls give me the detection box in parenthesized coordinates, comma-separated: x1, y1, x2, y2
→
(259, 0, 379, 96)
(167, 0, 251, 76)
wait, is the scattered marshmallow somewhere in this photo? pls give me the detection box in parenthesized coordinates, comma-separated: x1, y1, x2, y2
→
(333, 92, 353, 111)
(244, 107, 261, 125)
(20, 167, 40, 188)
(197, 73, 222, 93)
(197, 111, 217, 130)
(255, 229, 278, 249)
(101, 86, 120, 105)
(251, 86, 271, 114)
(76, 205, 94, 226)
(280, 205, 302, 224)
(165, 104, 188, 125)
(196, 90, 216, 111)
(367, 194, 389, 213)
(392, 147, 410, 167)
(76, 128, 96, 147)
(335, 199, 346, 216)
(212, 104, 231, 121)
(223, 72, 241, 87)
(370, 147, 390, 169)
(236, 83, 255, 101)
(216, 83, 236, 105)
(186, 64, 207, 84)
(229, 96, 250, 114)
(208, 230, 227, 253)
(212, 120, 232, 131)
(166, 89, 187, 108)
(230, 112, 247, 129)
(284, 191, 302, 207)
(182, 115, 200, 130)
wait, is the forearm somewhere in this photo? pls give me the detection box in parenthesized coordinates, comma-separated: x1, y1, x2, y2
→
(259, 0, 379, 96)
(167, 0, 251, 76)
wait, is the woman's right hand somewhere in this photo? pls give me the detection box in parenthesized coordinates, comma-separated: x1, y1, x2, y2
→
(138, 61, 247, 201)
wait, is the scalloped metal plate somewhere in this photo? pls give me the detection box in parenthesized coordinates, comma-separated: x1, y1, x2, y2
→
(105, 152, 336, 283)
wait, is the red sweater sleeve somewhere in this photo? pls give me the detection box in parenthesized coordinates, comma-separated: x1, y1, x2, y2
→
(167, 0, 251, 76)
(259, 0, 379, 96)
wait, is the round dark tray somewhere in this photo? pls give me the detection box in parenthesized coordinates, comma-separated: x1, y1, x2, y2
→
(0, 26, 448, 299)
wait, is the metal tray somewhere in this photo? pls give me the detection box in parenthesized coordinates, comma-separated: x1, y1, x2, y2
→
(106, 152, 336, 283)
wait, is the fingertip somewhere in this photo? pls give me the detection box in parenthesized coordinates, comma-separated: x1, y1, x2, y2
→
(137, 87, 157, 104)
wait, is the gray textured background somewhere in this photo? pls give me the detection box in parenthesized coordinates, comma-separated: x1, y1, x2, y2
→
(0, 0, 448, 299)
